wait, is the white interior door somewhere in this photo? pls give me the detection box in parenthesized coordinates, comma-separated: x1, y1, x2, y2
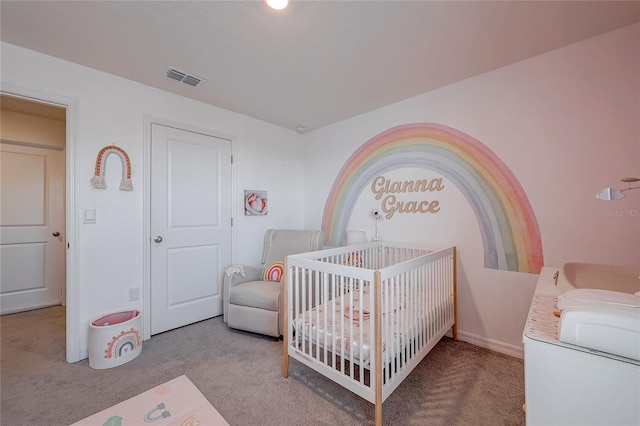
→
(150, 124, 232, 335)
(0, 142, 65, 314)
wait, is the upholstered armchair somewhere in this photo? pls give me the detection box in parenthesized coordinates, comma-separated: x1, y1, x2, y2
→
(223, 229, 324, 337)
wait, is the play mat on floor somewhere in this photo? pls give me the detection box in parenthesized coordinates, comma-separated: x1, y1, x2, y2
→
(70, 375, 229, 426)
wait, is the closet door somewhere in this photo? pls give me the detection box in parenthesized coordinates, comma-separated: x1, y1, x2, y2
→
(150, 124, 232, 335)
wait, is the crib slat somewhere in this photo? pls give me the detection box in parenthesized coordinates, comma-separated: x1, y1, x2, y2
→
(322, 271, 329, 368)
(302, 267, 308, 357)
(348, 276, 355, 380)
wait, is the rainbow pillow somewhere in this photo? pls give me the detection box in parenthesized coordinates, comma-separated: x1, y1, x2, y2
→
(347, 253, 363, 267)
(263, 262, 284, 281)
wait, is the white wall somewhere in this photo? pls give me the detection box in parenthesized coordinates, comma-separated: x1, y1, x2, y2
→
(302, 23, 640, 357)
(1, 42, 305, 359)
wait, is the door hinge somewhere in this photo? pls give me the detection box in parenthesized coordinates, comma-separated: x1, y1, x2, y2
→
(231, 217, 234, 226)
(231, 155, 234, 164)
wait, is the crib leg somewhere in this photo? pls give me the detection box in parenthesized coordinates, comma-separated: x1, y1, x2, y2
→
(283, 329, 289, 378)
(283, 354, 289, 378)
(283, 336, 289, 379)
(452, 246, 458, 342)
(283, 267, 290, 379)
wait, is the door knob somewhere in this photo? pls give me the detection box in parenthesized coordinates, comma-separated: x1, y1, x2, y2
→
(154, 236, 163, 243)
(53, 232, 61, 237)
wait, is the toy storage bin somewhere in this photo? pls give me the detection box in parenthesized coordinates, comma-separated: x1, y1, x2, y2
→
(88, 310, 142, 369)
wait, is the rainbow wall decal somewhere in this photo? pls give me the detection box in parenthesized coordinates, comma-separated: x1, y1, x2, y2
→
(90, 145, 133, 191)
(322, 123, 543, 273)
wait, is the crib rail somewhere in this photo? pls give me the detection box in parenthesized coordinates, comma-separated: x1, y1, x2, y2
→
(283, 242, 456, 422)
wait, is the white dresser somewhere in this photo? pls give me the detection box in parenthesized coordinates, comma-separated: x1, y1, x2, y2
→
(523, 267, 640, 425)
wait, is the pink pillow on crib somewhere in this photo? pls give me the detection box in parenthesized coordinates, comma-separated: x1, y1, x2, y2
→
(263, 262, 284, 281)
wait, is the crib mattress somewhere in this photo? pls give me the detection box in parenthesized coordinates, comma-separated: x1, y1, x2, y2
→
(294, 286, 449, 366)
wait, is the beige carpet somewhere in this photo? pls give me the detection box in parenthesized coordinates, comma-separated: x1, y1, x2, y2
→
(1, 306, 525, 425)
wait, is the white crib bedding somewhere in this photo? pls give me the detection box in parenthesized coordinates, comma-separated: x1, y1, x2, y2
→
(294, 285, 446, 366)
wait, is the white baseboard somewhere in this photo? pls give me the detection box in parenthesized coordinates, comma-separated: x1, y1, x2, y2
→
(456, 330, 524, 359)
(79, 331, 523, 362)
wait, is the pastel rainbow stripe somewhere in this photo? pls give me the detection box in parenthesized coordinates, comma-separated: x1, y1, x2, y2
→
(321, 123, 543, 273)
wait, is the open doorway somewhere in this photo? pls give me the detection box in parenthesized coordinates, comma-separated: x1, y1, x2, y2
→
(0, 94, 67, 355)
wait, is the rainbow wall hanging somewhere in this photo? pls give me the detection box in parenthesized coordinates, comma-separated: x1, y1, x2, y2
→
(322, 123, 543, 273)
(90, 145, 133, 191)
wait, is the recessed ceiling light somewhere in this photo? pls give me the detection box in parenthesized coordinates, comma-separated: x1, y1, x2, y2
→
(296, 125, 307, 133)
(266, 0, 288, 10)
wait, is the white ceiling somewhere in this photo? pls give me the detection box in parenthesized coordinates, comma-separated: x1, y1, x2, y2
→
(1, 1, 638, 132)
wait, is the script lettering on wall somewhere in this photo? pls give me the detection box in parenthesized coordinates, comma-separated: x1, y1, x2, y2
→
(370, 175, 444, 219)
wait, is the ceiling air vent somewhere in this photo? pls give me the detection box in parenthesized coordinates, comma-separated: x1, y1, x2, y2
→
(182, 75, 202, 87)
(166, 68, 186, 81)
(165, 67, 203, 87)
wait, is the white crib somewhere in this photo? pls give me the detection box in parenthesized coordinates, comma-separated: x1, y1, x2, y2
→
(283, 242, 457, 426)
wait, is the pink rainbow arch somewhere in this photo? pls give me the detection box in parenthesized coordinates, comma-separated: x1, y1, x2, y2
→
(90, 145, 133, 191)
(321, 123, 543, 273)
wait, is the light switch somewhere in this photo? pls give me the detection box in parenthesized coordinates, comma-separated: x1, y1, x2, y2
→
(83, 209, 97, 224)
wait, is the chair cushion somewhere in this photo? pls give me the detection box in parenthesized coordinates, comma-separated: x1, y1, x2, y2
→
(229, 280, 280, 311)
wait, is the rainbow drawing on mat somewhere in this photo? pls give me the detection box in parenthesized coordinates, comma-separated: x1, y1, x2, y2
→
(322, 123, 543, 273)
(143, 403, 171, 423)
(90, 145, 133, 191)
(104, 328, 141, 358)
(180, 415, 202, 426)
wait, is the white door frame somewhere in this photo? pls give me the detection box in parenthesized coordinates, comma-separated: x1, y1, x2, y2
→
(1, 83, 80, 363)
(142, 116, 237, 341)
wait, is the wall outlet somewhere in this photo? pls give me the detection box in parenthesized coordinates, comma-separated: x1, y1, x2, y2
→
(129, 287, 140, 301)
